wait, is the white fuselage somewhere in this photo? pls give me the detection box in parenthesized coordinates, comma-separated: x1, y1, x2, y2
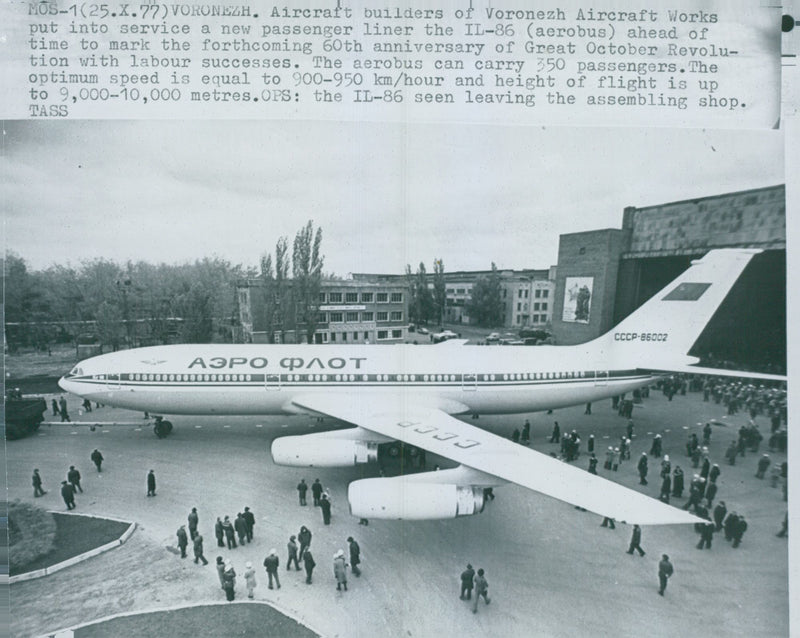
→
(59, 343, 656, 417)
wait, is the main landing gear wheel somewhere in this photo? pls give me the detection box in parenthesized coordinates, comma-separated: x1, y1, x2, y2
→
(153, 417, 173, 438)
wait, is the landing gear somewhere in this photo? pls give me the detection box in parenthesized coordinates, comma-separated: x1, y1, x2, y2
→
(153, 416, 173, 438)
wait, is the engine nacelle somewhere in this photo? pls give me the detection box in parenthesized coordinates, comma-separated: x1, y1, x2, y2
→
(348, 478, 485, 520)
(271, 436, 379, 467)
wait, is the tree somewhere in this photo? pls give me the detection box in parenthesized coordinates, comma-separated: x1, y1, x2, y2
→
(292, 220, 324, 343)
(405, 264, 418, 325)
(432, 259, 446, 327)
(415, 262, 434, 325)
(466, 263, 504, 327)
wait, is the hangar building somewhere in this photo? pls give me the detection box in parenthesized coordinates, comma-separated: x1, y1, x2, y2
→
(552, 184, 785, 372)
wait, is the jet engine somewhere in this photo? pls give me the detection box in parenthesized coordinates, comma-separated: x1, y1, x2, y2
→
(271, 435, 379, 467)
(348, 477, 486, 520)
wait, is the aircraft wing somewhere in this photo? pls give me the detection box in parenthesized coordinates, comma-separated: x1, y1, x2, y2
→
(290, 393, 702, 525)
(639, 365, 786, 382)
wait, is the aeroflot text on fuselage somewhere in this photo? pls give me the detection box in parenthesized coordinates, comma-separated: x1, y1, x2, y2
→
(187, 356, 368, 370)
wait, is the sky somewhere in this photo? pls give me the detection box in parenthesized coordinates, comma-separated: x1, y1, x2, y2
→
(1, 120, 784, 276)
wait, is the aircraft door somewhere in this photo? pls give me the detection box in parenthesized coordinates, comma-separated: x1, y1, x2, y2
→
(264, 373, 281, 391)
(107, 373, 122, 390)
(462, 373, 477, 391)
(594, 370, 609, 386)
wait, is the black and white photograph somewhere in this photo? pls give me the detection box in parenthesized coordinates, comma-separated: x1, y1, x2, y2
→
(2, 119, 789, 636)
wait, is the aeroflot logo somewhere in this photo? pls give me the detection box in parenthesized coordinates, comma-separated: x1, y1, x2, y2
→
(188, 356, 367, 371)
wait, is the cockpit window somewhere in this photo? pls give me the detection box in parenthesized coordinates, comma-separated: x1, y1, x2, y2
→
(70, 367, 83, 376)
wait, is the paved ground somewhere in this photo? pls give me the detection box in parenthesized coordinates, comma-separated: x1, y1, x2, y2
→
(8, 388, 790, 637)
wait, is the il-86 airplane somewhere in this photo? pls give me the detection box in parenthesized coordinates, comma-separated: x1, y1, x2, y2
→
(60, 249, 784, 526)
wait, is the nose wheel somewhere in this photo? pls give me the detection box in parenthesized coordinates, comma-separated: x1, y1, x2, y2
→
(153, 416, 173, 438)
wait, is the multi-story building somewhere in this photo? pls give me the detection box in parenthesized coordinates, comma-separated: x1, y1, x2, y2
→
(237, 279, 408, 344)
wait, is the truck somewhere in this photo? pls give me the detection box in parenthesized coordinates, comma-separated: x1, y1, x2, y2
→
(5, 391, 47, 440)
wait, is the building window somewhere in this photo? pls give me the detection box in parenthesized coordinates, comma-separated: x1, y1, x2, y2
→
(361, 292, 373, 303)
(456, 288, 465, 294)
(517, 302, 521, 311)
(524, 290, 529, 298)
(319, 292, 327, 303)
(377, 330, 388, 339)
(362, 311, 374, 321)
(392, 329, 402, 339)
(391, 292, 403, 303)
(364, 332, 369, 340)
(543, 290, 549, 298)
(330, 333, 337, 342)
(390, 311, 403, 321)
(502, 289, 507, 298)
(542, 303, 548, 311)
(535, 289, 541, 298)
(518, 290, 523, 298)
(342, 332, 348, 342)
(534, 303, 540, 311)
(353, 332, 358, 340)
(323, 333, 329, 342)
(346, 292, 358, 303)
(329, 292, 342, 303)
(330, 312, 343, 322)
(319, 312, 328, 323)
(377, 292, 388, 303)
(377, 311, 388, 322)
(346, 312, 359, 322)
(446, 288, 455, 294)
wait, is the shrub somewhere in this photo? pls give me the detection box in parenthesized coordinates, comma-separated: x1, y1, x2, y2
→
(8, 500, 56, 570)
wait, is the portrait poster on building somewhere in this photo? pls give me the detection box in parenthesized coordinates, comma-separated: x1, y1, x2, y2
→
(563, 277, 594, 324)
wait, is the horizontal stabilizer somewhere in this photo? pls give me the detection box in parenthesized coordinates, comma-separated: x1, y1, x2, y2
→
(641, 365, 785, 383)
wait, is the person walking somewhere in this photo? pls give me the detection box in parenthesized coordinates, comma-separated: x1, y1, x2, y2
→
(320, 493, 332, 525)
(658, 555, 674, 596)
(32, 469, 46, 497)
(298, 525, 312, 559)
(188, 507, 199, 540)
(90, 449, 104, 472)
(638, 453, 648, 485)
(146, 470, 156, 496)
(51, 398, 60, 417)
(472, 568, 491, 613)
(521, 420, 531, 445)
(176, 525, 188, 558)
(297, 479, 308, 505)
(193, 534, 209, 565)
(263, 549, 281, 589)
(60, 480, 76, 509)
(234, 513, 248, 546)
(626, 524, 645, 556)
(287, 536, 301, 571)
(223, 561, 236, 601)
(59, 395, 70, 422)
(244, 561, 257, 599)
(347, 536, 361, 577)
(312, 479, 323, 506)
(333, 549, 348, 591)
(303, 549, 316, 584)
(460, 564, 475, 600)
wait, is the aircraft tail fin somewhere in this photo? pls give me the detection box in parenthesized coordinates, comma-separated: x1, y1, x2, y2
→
(587, 249, 761, 368)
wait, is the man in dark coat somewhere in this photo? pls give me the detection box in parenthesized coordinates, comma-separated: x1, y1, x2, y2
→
(287, 535, 301, 570)
(193, 533, 209, 565)
(348, 536, 361, 577)
(215, 517, 225, 547)
(588, 454, 598, 475)
(223, 515, 237, 549)
(550, 421, 560, 443)
(234, 513, 247, 546)
(90, 449, 104, 472)
(732, 515, 748, 548)
(697, 521, 714, 550)
(638, 453, 648, 485)
(724, 511, 740, 542)
(146, 470, 156, 496)
(460, 564, 475, 600)
(59, 395, 70, 422)
(51, 398, 60, 416)
(60, 480, 76, 509)
(311, 479, 323, 506)
(658, 555, 674, 596)
(177, 525, 189, 558)
(756, 454, 771, 479)
(713, 501, 727, 531)
(672, 466, 684, 497)
(188, 507, 199, 540)
(320, 493, 332, 525)
(297, 479, 308, 505)
(32, 469, 46, 497)
(263, 549, 281, 589)
(709, 463, 721, 484)
(243, 507, 255, 542)
(705, 482, 718, 508)
(298, 526, 312, 559)
(303, 549, 316, 584)
(626, 524, 645, 556)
